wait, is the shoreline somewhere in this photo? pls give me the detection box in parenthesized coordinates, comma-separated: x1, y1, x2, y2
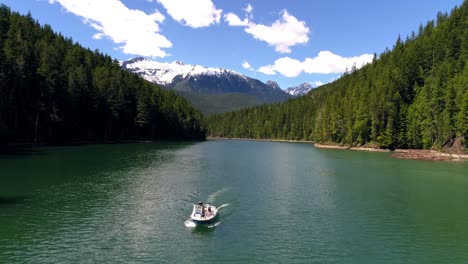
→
(314, 143, 468, 161)
(207, 137, 313, 144)
(314, 143, 391, 152)
(208, 137, 467, 161)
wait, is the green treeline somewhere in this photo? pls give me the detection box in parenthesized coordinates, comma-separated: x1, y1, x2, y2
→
(0, 5, 206, 144)
(208, 2, 468, 150)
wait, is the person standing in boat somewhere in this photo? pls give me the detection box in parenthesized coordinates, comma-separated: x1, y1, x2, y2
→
(198, 201, 205, 218)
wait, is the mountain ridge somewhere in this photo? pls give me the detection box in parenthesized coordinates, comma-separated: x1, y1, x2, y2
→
(121, 57, 292, 115)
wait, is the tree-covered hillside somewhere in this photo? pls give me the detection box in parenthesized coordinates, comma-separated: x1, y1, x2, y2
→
(208, 1, 468, 150)
(0, 5, 206, 145)
(178, 91, 262, 116)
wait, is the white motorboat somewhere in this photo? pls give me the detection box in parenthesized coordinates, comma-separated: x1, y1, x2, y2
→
(190, 202, 218, 223)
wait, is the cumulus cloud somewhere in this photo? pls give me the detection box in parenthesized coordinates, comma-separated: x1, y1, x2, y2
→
(258, 66, 276, 75)
(224, 13, 249, 26)
(267, 57, 303, 77)
(245, 11, 309, 53)
(49, 0, 171, 57)
(303, 51, 374, 74)
(311, 81, 325, 87)
(242, 60, 252, 70)
(258, 51, 374, 77)
(157, 0, 222, 28)
(224, 7, 309, 53)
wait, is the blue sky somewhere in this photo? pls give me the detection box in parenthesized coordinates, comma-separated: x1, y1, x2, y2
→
(0, 0, 463, 89)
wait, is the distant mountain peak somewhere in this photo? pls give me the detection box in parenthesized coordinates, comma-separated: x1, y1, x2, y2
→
(285, 82, 314, 97)
(265, 80, 281, 90)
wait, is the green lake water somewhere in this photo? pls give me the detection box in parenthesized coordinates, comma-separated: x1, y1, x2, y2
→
(1, 140, 467, 263)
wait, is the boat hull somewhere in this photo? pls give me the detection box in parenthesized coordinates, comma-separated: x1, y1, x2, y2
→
(190, 215, 218, 224)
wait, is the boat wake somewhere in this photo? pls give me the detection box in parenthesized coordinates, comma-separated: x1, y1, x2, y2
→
(206, 221, 221, 228)
(184, 219, 197, 228)
(207, 187, 229, 204)
(184, 218, 221, 229)
(217, 203, 230, 210)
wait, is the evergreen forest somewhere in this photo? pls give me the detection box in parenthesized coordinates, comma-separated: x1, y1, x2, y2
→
(208, 1, 468, 151)
(0, 5, 206, 145)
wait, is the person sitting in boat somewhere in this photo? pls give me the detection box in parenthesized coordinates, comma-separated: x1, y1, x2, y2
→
(207, 206, 212, 216)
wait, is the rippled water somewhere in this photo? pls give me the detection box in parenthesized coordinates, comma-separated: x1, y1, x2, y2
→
(1, 140, 468, 263)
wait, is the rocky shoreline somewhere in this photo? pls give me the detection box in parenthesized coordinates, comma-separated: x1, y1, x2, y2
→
(314, 143, 468, 161)
(391, 149, 468, 161)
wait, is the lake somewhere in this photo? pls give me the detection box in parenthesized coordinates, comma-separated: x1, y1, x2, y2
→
(1, 140, 467, 263)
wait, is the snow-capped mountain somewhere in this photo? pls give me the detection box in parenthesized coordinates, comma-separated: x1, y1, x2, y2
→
(121, 57, 246, 86)
(121, 57, 291, 104)
(284, 83, 314, 97)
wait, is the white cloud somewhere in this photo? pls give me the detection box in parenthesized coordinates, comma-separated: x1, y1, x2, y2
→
(258, 66, 276, 75)
(157, 0, 222, 28)
(266, 57, 303, 78)
(311, 81, 324, 87)
(224, 8, 309, 54)
(92, 33, 104, 40)
(245, 11, 309, 53)
(50, 0, 171, 57)
(303, 51, 374, 74)
(224, 13, 249, 26)
(258, 51, 374, 77)
(242, 60, 252, 70)
(244, 4, 253, 14)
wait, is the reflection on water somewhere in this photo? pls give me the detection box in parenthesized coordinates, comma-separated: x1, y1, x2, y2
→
(0, 196, 29, 205)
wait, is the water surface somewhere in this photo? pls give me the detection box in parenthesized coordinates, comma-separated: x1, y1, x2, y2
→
(1, 140, 467, 263)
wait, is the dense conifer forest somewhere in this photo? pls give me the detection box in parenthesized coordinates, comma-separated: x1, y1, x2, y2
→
(208, 1, 468, 151)
(0, 5, 206, 145)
